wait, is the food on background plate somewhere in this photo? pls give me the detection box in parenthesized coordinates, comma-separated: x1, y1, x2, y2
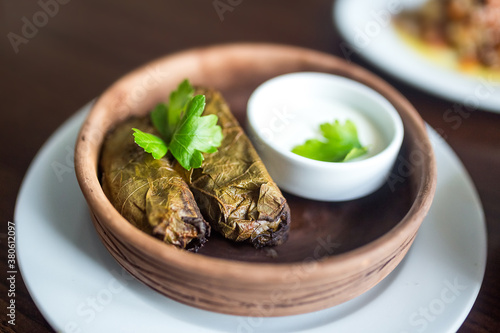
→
(394, 0, 500, 69)
(100, 80, 290, 251)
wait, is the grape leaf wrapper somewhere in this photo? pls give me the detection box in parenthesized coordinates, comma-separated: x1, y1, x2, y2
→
(101, 117, 210, 252)
(177, 88, 291, 248)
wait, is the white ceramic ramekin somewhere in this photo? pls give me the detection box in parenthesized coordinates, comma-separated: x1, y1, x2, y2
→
(247, 72, 404, 201)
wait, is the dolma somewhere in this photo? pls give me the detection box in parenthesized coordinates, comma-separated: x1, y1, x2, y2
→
(100, 117, 210, 252)
(178, 88, 291, 248)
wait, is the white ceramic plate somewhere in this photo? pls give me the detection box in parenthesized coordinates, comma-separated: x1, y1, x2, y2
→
(334, 0, 500, 113)
(16, 104, 486, 333)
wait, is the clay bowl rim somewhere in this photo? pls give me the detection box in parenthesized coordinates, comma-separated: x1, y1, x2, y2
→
(74, 42, 437, 284)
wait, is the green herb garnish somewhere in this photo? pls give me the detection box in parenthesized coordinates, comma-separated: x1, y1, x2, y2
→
(133, 79, 223, 170)
(291, 119, 368, 162)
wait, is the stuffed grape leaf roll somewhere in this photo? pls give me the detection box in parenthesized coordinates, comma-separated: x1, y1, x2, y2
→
(178, 88, 291, 248)
(100, 117, 210, 252)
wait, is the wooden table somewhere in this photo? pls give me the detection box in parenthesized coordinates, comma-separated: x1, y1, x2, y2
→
(1, 1, 498, 332)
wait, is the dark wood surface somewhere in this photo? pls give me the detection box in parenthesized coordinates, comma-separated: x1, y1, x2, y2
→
(1, 0, 498, 332)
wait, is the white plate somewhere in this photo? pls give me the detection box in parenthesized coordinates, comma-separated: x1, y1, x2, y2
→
(16, 104, 486, 333)
(334, 0, 500, 113)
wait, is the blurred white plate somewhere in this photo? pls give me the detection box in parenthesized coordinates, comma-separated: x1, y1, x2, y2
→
(15, 104, 486, 332)
(334, 0, 500, 113)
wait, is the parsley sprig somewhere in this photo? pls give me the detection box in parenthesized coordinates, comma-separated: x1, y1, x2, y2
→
(292, 119, 368, 162)
(132, 80, 223, 170)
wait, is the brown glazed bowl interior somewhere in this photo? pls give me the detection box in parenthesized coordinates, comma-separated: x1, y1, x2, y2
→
(74, 43, 436, 317)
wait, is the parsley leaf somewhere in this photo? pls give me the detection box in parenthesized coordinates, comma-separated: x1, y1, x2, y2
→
(133, 80, 223, 170)
(132, 129, 168, 159)
(170, 95, 223, 170)
(150, 79, 194, 142)
(150, 103, 168, 138)
(166, 79, 194, 141)
(292, 119, 367, 162)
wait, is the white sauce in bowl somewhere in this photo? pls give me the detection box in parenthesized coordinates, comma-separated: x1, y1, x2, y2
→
(260, 99, 386, 161)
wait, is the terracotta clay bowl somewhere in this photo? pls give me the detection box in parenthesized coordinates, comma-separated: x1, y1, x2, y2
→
(74, 43, 436, 317)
